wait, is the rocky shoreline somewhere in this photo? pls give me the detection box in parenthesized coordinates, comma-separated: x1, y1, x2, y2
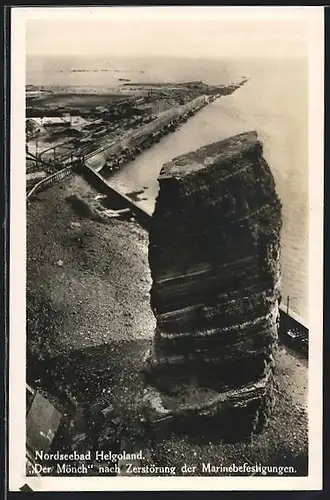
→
(26, 79, 246, 180)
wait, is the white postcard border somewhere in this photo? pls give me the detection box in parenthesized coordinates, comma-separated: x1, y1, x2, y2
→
(9, 6, 324, 491)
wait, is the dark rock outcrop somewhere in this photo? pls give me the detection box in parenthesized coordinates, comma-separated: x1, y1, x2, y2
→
(142, 131, 282, 438)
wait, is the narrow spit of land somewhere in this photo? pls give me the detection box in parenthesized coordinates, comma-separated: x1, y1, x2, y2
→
(27, 173, 308, 476)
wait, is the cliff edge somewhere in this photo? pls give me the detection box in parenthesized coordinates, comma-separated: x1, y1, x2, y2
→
(142, 131, 282, 439)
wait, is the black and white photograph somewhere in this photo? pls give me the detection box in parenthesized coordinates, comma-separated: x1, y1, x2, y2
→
(9, 6, 323, 491)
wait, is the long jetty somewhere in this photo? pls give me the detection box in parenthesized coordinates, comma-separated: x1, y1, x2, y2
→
(84, 95, 208, 173)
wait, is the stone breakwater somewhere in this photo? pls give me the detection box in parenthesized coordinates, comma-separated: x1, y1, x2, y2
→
(142, 131, 282, 438)
(85, 95, 210, 173)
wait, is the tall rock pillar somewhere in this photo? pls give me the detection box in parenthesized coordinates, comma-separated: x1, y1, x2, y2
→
(143, 131, 282, 438)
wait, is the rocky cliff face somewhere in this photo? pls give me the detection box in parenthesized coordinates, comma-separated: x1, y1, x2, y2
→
(143, 131, 282, 438)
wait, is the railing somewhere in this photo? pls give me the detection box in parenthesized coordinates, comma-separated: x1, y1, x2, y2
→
(38, 120, 120, 163)
(26, 155, 60, 175)
(26, 163, 77, 200)
(279, 302, 308, 330)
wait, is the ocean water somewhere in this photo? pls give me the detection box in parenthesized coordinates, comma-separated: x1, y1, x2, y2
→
(26, 56, 308, 320)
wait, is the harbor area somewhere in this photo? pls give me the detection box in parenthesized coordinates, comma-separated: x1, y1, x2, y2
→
(26, 80, 245, 194)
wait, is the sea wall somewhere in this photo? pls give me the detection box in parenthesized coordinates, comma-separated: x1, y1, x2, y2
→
(143, 131, 282, 438)
(80, 163, 152, 229)
(85, 96, 208, 173)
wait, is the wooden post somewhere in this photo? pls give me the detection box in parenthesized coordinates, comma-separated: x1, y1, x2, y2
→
(286, 295, 290, 315)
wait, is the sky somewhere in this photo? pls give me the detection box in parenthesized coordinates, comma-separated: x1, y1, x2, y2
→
(23, 7, 313, 59)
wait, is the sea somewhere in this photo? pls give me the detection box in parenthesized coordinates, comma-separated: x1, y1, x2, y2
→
(26, 55, 309, 321)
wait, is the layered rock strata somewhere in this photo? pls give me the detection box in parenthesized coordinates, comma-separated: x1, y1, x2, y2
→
(143, 131, 282, 438)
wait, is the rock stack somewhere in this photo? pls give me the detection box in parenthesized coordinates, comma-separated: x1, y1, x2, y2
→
(142, 131, 282, 438)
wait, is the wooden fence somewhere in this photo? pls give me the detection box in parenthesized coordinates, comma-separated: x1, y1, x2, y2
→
(26, 164, 77, 200)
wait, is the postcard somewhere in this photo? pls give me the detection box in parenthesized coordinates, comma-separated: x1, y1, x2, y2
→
(9, 6, 324, 491)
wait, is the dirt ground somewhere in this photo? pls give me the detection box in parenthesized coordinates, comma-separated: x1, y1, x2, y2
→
(26, 174, 308, 476)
